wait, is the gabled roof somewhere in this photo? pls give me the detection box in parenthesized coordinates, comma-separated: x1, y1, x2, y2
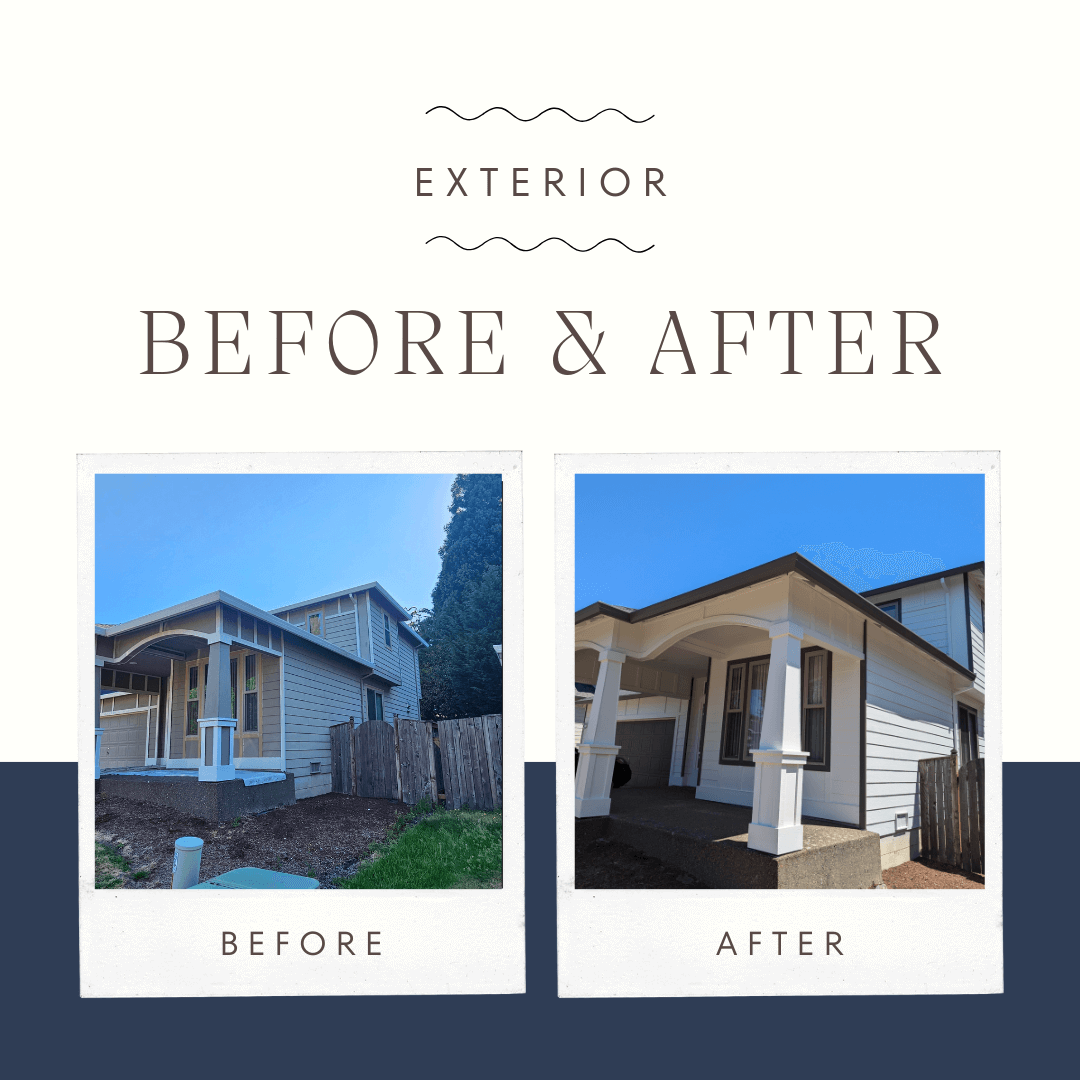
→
(268, 581, 428, 647)
(96, 591, 376, 675)
(575, 552, 975, 681)
(860, 561, 985, 597)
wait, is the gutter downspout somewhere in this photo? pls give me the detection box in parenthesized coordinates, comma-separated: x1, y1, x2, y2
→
(859, 620, 867, 831)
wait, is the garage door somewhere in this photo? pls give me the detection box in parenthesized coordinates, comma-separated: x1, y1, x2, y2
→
(100, 713, 148, 769)
(615, 718, 676, 788)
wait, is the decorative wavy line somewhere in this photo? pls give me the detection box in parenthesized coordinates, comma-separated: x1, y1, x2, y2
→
(425, 105, 654, 123)
(425, 236, 655, 253)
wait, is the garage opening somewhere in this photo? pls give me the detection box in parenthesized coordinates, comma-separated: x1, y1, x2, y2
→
(615, 718, 676, 788)
(99, 691, 158, 769)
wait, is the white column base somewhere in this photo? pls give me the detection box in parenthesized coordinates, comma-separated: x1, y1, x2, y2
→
(748, 747, 809, 855)
(197, 718, 237, 782)
(747, 822, 804, 856)
(574, 743, 620, 818)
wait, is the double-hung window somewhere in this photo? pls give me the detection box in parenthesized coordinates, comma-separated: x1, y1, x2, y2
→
(718, 648, 832, 769)
(186, 664, 200, 735)
(243, 654, 259, 732)
(383, 613, 392, 648)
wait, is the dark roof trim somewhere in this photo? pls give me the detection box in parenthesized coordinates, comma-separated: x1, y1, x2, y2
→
(860, 561, 985, 597)
(575, 552, 975, 681)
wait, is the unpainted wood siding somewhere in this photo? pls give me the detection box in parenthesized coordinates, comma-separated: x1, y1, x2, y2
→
(865, 624, 957, 837)
(282, 634, 367, 799)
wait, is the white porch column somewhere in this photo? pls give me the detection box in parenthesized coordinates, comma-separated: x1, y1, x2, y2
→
(575, 649, 625, 818)
(94, 660, 103, 780)
(748, 623, 808, 855)
(198, 638, 236, 782)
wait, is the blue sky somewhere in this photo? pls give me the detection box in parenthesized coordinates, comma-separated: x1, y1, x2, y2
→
(96, 474, 455, 623)
(575, 474, 984, 609)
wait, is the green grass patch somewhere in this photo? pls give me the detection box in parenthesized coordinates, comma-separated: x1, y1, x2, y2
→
(95, 841, 130, 889)
(337, 805, 502, 889)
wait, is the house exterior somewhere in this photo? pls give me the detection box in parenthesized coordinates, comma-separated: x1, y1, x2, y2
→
(95, 582, 425, 800)
(574, 554, 985, 869)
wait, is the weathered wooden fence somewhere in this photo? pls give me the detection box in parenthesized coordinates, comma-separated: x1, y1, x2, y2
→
(918, 754, 985, 875)
(437, 714, 503, 810)
(329, 718, 438, 805)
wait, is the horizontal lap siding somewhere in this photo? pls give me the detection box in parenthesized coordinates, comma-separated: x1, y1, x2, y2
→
(888, 582, 950, 655)
(324, 611, 358, 655)
(970, 579, 985, 693)
(283, 636, 366, 798)
(260, 657, 280, 755)
(865, 629, 955, 835)
(368, 596, 423, 721)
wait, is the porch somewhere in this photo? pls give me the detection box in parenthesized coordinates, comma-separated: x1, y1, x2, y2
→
(97, 766, 295, 822)
(577, 786, 882, 889)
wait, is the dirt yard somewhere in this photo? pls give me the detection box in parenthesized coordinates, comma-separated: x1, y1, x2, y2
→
(95, 791, 407, 888)
(882, 858, 985, 889)
(575, 835, 706, 888)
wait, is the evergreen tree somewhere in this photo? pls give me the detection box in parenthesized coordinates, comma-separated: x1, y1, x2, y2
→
(416, 475, 503, 721)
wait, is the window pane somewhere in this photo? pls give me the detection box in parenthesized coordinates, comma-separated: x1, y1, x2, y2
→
(727, 664, 744, 712)
(746, 661, 769, 754)
(722, 712, 743, 760)
(806, 652, 824, 706)
(245, 654, 256, 692)
(366, 688, 377, 723)
(244, 692, 258, 732)
(114, 671, 130, 690)
(187, 700, 199, 735)
(189, 665, 199, 698)
(309, 613, 322, 636)
(131, 673, 146, 692)
(804, 708, 825, 762)
(375, 693, 384, 724)
(384, 614, 391, 647)
(230, 659, 238, 719)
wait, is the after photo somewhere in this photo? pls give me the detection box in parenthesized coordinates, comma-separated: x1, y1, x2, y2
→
(573, 472, 987, 891)
(93, 472, 503, 891)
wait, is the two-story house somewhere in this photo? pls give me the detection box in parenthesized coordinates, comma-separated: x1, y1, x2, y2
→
(574, 554, 986, 869)
(95, 581, 426, 800)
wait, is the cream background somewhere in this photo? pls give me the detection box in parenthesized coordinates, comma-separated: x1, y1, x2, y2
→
(1, 1, 1075, 997)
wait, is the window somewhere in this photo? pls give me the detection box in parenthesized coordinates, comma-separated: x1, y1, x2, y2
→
(243, 654, 258, 732)
(719, 655, 770, 763)
(366, 687, 384, 724)
(875, 599, 902, 622)
(186, 665, 200, 734)
(800, 649, 830, 766)
(308, 611, 322, 636)
(230, 658, 238, 719)
(718, 649, 832, 769)
(383, 613, 392, 648)
(957, 703, 979, 766)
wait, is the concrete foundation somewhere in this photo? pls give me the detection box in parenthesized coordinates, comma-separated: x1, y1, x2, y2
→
(580, 787, 882, 889)
(879, 829, 922, 870)
(99, 769, 296, 822)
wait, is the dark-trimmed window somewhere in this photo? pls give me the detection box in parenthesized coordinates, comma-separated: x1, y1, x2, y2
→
(718, 649, 832, 769)
(243, 654, 258, 732)
(186, 665, 200, 734)
(308, 611, 322, 636)
(383, 613, 392, 648)
(875, 599, 902, 622)
(719, 654, 770, 763)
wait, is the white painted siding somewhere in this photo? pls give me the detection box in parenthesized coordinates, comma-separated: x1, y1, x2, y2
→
(282, 634, 367, 799)
(969, 577, 985, 692)
(864, 625, 956, 838)
(694, 641, 860, 825)
(880, 580, 950, 654)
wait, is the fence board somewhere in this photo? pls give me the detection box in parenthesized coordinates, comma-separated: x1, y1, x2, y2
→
(355, 720, 397, 800)
(919, 753, 985, 875)
(329, 721, 352, 794)
(436, 715, 503, 810)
